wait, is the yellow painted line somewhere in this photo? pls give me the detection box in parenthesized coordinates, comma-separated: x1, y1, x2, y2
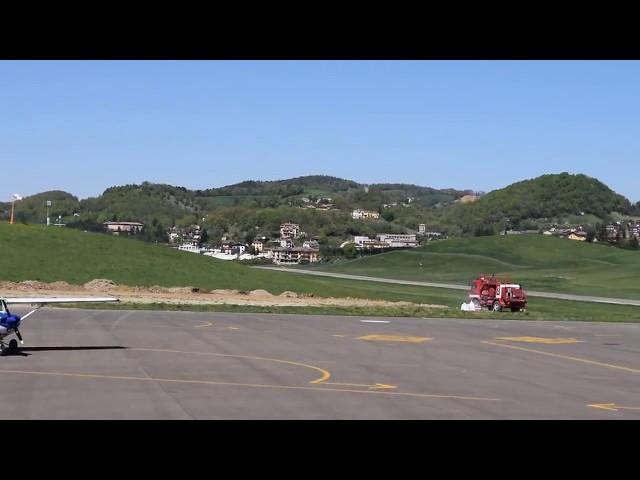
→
(482, 341, 640, 374)
(193, 322, 214, 328)
(587, 403, 640, 412)
(357, 334, 432, 343)
(494, 336, 583, 344)
(129, 347, 331, 384)
(320, 382, 397, 390)
(588, 403, 619, 411)
(0, 368, 500, 402)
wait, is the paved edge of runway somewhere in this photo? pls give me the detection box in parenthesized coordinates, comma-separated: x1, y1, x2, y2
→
(254, 266, 640, 307)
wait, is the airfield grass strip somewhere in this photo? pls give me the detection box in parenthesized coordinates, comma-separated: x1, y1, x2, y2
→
(54, 299, 640, 323)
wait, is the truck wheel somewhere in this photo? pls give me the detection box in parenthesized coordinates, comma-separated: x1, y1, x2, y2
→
(472, 298, 480, 310)
(492, 301, 501, 312)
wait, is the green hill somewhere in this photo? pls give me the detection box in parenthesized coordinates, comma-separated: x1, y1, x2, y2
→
(314, 235, 640, 299)
(2, 173, 633, 251)
(431, 173, 632, 235)
(1, 176, 469, 246)
(0, 191, 80, 224)
(195, 175, 361, 197)
(78, 183, 199, 227)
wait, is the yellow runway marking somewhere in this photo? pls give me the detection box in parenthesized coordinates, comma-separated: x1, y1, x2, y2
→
(193, 322, 214, 328)
(129, 347, 331, 384)
(320, 382, 396, 390)
(357, 334, 432, 343)
(494, 336, 583, 345)
(483, 341, 640, 374)
(0, 368, 500, 402)
(587, 403, 640, 412)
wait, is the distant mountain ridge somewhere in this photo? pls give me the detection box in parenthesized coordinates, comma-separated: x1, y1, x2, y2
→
(2, 173, 637, 242)
(195, 175, 361, 197)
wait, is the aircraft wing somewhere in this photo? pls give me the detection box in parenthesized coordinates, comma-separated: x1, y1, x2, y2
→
(4, 296, 119, 305)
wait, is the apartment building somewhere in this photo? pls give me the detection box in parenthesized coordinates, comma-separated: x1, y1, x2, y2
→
(271, 247, 320, 265)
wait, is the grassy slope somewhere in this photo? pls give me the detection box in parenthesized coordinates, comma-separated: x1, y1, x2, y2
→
(0, 223, 457, 304)
(314, 235, 640, 299)
(1, 223, 639, 322)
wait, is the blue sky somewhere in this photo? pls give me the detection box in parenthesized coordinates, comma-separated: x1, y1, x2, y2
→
(1, 60, 638, 201)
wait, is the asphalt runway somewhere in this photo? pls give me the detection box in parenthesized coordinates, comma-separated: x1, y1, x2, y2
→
(0, 307, 638, 419)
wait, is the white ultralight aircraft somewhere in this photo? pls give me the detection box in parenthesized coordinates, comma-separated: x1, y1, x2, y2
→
(0, 296, 119, 353)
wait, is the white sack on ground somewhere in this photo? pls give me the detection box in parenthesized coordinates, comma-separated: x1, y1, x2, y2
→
(460, 302, 476, 311)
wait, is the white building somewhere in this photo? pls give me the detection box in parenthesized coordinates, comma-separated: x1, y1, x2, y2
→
(103, 221, 143, 234)
(220, 242, 248, 255)
(280, 223, 301, 239)
(303, 240, 320, 250)
(252, 239, 265, 252)
(177, 241, 202, 254)
(272, 247, 320, 265)
(418, 224, 426, 234)
(376, 233, 418, 248)
(353, 236, 371, 247)
(280, 238, 293, 248)
(351, 236, 388, 250)
(352, 209, 380, 220)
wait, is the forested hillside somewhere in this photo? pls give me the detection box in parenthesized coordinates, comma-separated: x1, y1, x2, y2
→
(1, 173, 634, 245)
(422, 173, 633, 236)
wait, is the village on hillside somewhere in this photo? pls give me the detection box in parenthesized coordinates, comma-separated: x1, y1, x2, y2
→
(99, 215, 640, 265)
(107, 220, 429, 265)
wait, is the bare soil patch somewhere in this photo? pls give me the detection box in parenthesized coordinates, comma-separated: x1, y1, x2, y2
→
(1, 279, 448, 309)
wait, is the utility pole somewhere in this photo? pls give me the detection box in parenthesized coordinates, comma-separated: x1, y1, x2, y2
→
(10, 194, 22, 224)
(46, 200, 51, 226)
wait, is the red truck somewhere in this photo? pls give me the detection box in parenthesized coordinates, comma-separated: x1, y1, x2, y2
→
(466, 274, 527, 312)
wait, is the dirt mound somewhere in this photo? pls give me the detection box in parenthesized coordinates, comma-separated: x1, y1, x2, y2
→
(0, 279, 449, 310)
(166, 287, 195, 294)
(84, 279, 116, 290)
(248, 289, 273, 297)
(49, 281, 72, 290)
(17, 280, 48, 290)
(210, 289, 240, 295)
(279, 291, 299, 298)
(144, 285, 169, 293)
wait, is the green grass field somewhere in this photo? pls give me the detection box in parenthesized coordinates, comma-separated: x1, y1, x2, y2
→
(1, 223, 639, 322)
(313, 235, 640, 300)
(0, 222, 468, 305)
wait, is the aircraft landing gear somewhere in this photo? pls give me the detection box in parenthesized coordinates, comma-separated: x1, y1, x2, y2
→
(0, 339, 19, 355)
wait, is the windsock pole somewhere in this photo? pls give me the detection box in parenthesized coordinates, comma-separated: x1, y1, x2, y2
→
(10, 200, 15, 224)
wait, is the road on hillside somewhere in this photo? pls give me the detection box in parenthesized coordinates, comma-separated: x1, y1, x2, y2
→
(254, 266, 640, 307)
